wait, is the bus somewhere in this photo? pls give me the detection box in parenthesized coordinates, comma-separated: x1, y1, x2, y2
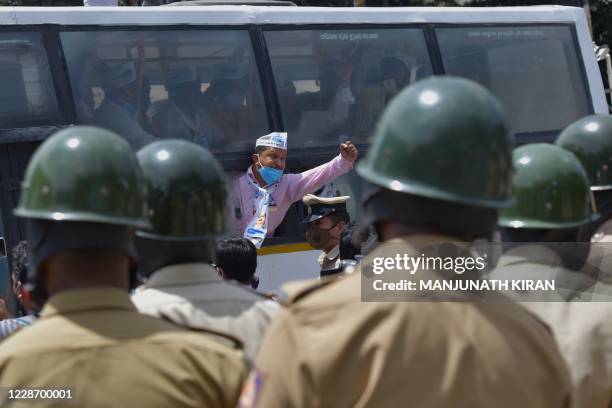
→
(0, 5, 606, 298)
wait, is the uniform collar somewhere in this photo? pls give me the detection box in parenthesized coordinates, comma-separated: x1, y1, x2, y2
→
(144, 263, 220, 288)
(325, 245, 340, 261)
(497, 244, 563, 268)
(40, 287, 136, 318)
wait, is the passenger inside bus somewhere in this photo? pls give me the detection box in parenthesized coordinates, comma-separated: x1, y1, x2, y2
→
(151, 66, 218, 148)
(91, 61, 156, 149)
(230, 132, 358, 248)
(61, 30, 269, 153)
(201, 59, 253, 150)
(266, 29, 434, 147)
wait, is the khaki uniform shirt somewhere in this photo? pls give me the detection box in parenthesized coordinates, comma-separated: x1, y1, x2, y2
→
(493, 245, 612, 408)
(132, 263, 279, 365)
(318, 244, 340, 273)
(0, 288, 245, 408)
(239, 235, 572, 408)
(490, 245, 596, 302)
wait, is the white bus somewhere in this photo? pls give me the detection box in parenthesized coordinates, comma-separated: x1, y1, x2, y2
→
(0, 5, 606, 296)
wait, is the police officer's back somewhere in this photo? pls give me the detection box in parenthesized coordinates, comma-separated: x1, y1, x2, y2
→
(131, 140, 278, 366)
(0, 127, 245, 407)
(239, 78, 572, 408)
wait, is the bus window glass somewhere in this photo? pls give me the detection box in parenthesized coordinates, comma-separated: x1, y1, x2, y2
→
(436, 25, 590, 135)
(264, 28, 433, 148)
(60, 29, 268, 151)
(0, 32, 59, 126)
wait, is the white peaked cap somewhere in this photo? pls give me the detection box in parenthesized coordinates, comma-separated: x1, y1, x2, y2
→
(255, 132, 288, 150)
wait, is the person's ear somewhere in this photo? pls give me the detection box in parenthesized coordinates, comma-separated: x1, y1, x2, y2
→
(251, 153, 259, 166)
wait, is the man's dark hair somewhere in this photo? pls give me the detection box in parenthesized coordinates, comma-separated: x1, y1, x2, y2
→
(254, 146, 271, 155)
(11, 241, 28, 284)
(216, 238, 258, 288)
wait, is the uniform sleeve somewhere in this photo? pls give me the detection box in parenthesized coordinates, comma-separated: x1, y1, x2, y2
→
(237, 309, 318, 408)
(284, 155, 353, 204)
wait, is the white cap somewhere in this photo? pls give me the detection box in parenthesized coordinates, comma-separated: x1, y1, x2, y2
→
(102, 61, 137, 88)
(256, 132, 287, 150)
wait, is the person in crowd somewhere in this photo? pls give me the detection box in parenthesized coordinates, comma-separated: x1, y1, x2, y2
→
(216, 238, 260, 290)
(493, 143, 612, 408)
(230, 132, 358, 248)
(131, 140, 279, 366)
(92, 61, 155, 149)
(238, 77, 572, 408)
(0, 126, 245, 407)
(302, 194, 352, 277)
(0, 241, 36, 341)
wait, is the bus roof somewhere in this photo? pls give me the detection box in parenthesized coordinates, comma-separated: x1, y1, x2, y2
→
(0, 6, 588, 27)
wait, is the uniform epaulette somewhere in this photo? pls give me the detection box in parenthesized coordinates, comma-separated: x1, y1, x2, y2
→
(278, 276, 337, 305)
(159, 312, 244, 350)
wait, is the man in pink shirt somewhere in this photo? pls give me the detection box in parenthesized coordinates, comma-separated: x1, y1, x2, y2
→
(231, 132, 358, 248)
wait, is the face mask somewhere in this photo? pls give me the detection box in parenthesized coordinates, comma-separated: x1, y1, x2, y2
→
(306, 224, 337, 250)
(257, 157, 283, 186)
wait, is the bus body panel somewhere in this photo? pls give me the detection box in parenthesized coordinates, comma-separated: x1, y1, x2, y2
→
(0, 6, 606, 293)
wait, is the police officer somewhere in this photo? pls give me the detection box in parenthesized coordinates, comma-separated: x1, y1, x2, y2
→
(131, 139, 279, 366)
(238, 77, 571, 408)
(302, 194, 352, 277)
(555, 114, 612, 283)
(0, 127, 245, 407)
(493, 143, 612, 408)
(493, 143, 598, 301)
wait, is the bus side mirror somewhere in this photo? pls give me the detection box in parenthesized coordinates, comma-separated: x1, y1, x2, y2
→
(0, 238, 6, 258)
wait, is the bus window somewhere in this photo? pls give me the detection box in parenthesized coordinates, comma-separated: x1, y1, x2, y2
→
(60, 29, 268, 151)
(0, 32, 59, 127)
(264, 28, 433, 148)
(436, 25, 591, 136)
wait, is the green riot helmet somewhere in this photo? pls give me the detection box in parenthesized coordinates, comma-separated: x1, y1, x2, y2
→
(555, 114, 612, 191)
(499, 143, 599, 229)
(356, 76, 513, 208)
(136, 139, 228, 240)
(14, 126, 150, 229)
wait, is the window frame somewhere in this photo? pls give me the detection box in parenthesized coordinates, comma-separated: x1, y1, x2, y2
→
(0, 26, 74, 130)
(432, 22, 594, 144)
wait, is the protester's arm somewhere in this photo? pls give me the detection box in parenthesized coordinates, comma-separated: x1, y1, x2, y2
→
(285, 142, 358, 203)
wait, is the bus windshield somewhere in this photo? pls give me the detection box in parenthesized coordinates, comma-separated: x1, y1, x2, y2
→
(60, 29, 269, 151)
(264, 28, 434, 148)
(0, 32, 60, 127)
(436, 25, 591, 136)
